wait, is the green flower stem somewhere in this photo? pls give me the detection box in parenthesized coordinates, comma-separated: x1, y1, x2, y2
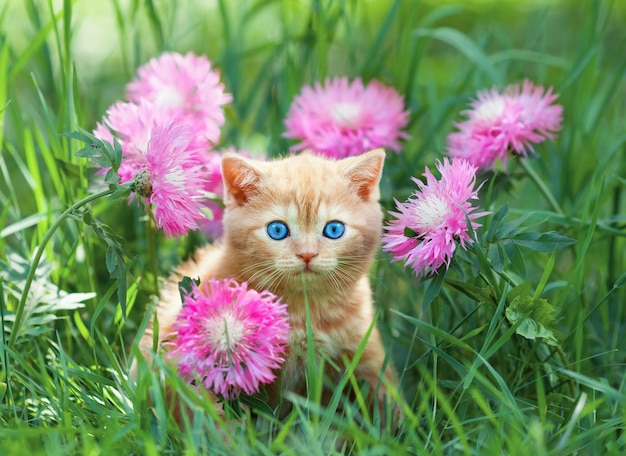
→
(518, 159, 565, 217)
(554, 345, 575, 397)
(492, 266, 520, 289)
(8, 187, 115, 348)
(146, 212, 160, 296)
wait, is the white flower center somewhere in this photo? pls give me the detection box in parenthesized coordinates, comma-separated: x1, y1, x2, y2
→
(204, 310, 246, 353)
(331, 102, 361, 127)
(414, 194, 451, 231)
(473, 97, 505, 122)
(155, 86, 186, 109)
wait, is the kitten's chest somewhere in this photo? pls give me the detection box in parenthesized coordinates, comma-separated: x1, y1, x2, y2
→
(279, 324, 343, 391)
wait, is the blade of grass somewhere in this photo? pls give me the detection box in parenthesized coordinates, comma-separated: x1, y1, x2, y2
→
(533, 252, 556, 299)
(8, 6, 61, 82)
(23, 128, 49, 241)
(301, 272, 322, 424)
(413, 27, 502, 84)
(360, 0, 400, 78)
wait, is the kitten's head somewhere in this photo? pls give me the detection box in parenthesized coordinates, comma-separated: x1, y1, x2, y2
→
(220, 149, 385, 303)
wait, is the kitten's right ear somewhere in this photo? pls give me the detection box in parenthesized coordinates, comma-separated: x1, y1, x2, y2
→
(221, 153, 263, 206)
(343, 148, 386, 201)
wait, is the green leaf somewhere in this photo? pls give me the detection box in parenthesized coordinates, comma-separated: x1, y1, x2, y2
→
(105, 246, 119, 274)
(422, 269, 446, 311)
(223, 397, 244, 419)
(178, 276, 201, 304)
(66, 129, 121, 176)
(81, 208, 94, 225)
(504, 241, 527, 278)
(445, 278, 493, 304)
(0, 252, 93, 344)
(512, 231, 576, 252)
(112, 137, 123, 169)
(505, 295, 559, 346)
(506, 281, 532, 304)
(107, 184, 132, 202)
(495, 212, 534, 240)
(64, 130, 93, 144)
(75, 140, 110, 161)
(403, 225, 420, 238)
(489, 243, 505, 272)
(104, 168, 120, 186)
(238, 392, 275, 418)
(486, 203, 508, 242)
(114, 271, 127, 319)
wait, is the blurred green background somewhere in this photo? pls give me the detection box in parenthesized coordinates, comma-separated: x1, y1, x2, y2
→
(2, 0, 624, 153)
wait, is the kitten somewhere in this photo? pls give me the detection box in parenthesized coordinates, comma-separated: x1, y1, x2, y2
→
(136, 148, 398, 423)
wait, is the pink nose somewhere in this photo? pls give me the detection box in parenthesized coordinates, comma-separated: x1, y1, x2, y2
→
(297, 252, 318, 264)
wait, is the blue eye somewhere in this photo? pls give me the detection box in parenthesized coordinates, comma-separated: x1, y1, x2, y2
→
(323, 221, 345, 239)
(267, 221, 289, 240)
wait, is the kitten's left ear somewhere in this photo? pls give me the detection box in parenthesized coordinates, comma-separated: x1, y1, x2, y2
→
(221, 153, 264, 206)
(343, 148, 386, 201)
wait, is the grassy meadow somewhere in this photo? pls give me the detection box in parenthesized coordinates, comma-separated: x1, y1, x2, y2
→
(1, 0, 625, 454)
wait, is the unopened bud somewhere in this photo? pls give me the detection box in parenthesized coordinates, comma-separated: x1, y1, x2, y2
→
(133, 171, 153, 198)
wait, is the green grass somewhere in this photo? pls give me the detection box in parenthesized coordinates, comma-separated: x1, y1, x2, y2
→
(1, 0, 625, 454)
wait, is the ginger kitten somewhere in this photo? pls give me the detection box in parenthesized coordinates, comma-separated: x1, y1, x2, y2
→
(137, 148, 397, 422)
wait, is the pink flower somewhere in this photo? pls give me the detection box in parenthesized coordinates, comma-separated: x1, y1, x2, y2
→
(166, 278, 290, 399)
(126, 51, 232, 147)
(284, 77, 409, 159)
(382, 158, 489, 276)
(89, 51, 234, 237)
(94, 100, 208, 184)
(136, 122, 208, 237)
(447, 80, 563, 171)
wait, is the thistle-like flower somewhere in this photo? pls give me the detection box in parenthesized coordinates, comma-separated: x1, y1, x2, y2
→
(284, 77, 409, 158)
(447, 80, 563, 171)
(166, 278, 291, 399)
(126, 51, 232, 146)
(382, 158, 489, 276)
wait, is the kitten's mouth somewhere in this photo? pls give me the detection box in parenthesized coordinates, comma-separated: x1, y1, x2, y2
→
(295, 263, 320, 276)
